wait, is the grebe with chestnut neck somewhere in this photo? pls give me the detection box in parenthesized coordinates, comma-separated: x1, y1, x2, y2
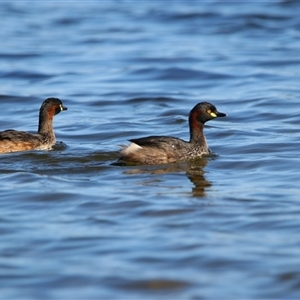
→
(0, 97, 67, 154)
(118, 102, 226, 165)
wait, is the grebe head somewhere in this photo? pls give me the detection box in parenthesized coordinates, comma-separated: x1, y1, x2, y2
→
(40, 98, 68, 117)
(189, 102, 226, 126)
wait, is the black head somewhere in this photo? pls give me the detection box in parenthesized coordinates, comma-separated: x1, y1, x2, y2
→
(40, 97, 68, 116)
(189, 102, 226, 125)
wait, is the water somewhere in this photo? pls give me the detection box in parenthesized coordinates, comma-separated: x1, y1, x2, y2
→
(1, 1, 300, 299)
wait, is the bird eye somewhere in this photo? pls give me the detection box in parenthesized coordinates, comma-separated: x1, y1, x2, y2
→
(206, 109, 217, 117)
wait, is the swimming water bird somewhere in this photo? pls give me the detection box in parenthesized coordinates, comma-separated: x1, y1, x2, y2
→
(119, 102, 226, 165)
(0, 97, 67, 154)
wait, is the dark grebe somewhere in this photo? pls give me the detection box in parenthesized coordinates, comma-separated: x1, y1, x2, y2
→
(119, 102, 226, 165)
(0, 97, 67, 154)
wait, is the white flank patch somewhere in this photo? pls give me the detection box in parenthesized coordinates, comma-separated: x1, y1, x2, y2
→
(122, 142, 143, 154)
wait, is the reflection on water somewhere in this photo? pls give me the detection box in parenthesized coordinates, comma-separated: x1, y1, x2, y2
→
(187, 158, 212, 197)
(122, 157, 211, 197)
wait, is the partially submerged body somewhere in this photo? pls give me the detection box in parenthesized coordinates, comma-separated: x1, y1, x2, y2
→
(119, 102, 226, 166)
(120, 135, 209, 165)
(0, 98, 67, 154)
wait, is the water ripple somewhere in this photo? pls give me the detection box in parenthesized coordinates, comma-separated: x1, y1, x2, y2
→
(1, 1, 300, 299)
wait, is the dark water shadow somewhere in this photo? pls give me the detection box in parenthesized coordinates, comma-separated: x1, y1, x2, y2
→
(116, 156, 212, 198)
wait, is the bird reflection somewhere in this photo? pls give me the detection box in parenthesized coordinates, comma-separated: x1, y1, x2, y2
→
(121, 156, 212, 197)
(186, 158, 212, 197)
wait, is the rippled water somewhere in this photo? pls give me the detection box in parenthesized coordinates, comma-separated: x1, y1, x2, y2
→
(1, 1, 300, 299)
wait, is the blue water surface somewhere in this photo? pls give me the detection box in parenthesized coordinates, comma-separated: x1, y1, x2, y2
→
(1, 1, 300, 299)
